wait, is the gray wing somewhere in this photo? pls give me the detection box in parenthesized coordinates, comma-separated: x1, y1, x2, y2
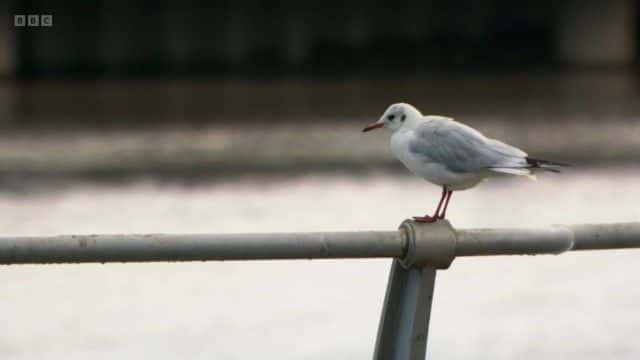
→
(408, 117, 527, 173)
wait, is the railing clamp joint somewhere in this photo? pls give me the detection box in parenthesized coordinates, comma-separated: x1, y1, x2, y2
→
(399, 219, 457, 269)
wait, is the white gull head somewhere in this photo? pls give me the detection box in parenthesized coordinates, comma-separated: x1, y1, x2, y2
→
(362, 102, 422, 133)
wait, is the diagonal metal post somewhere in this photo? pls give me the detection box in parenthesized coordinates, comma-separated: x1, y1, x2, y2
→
(374, 259, 437, 359)
(373, 220, 457, 360)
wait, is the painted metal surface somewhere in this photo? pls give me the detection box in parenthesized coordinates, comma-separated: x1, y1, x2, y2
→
(0, 231, 404, 264)
(1, 221, 639, 360)
(1, 222, 639, 265)
(374, 260, 436, 360)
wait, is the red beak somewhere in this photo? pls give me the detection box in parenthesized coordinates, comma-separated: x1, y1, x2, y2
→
(362, 122, 384, 132)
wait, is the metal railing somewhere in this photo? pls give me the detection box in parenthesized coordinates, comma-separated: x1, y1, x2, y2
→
(2, 220, 640, 359)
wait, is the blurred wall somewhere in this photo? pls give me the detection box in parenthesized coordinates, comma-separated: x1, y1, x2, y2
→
(8, 1, 637, 78)
(1, 1, 638, 130)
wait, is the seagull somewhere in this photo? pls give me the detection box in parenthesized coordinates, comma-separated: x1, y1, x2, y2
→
(362, 103, 567, 223)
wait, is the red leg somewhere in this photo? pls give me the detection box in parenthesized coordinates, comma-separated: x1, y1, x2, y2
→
(438, 190, 453, 219)
(413, 187, 447, 223)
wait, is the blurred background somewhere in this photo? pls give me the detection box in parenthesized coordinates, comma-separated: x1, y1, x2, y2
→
(1, 1, 640, 359)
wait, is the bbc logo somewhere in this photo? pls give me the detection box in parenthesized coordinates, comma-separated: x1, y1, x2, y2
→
(14, 14, 53, 27)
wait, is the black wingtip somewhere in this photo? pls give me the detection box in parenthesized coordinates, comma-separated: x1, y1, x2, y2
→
(526, 157, 571, 172)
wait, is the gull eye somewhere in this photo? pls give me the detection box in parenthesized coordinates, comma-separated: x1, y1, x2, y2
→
(387, 115, 395, 121)
(401, 114, 406, 122)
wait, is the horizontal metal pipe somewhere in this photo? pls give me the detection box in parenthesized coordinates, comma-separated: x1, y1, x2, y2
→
(455, 222, 640, 257)
(0, 231, 404, 265)
(568, 222, 640, 250)
(0, 222, 639, 265)
(455, 227, 574, 256)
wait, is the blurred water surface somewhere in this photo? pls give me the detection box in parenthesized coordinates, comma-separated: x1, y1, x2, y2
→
(0, 167, 639, 359)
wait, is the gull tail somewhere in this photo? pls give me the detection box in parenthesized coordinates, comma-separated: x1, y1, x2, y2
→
(525, 157, 570, 173)
(489, 157, 569, 179)
(490, 167, 537, 180)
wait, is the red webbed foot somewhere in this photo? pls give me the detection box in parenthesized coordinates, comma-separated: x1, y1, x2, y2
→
(412, 215, 438, 223)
